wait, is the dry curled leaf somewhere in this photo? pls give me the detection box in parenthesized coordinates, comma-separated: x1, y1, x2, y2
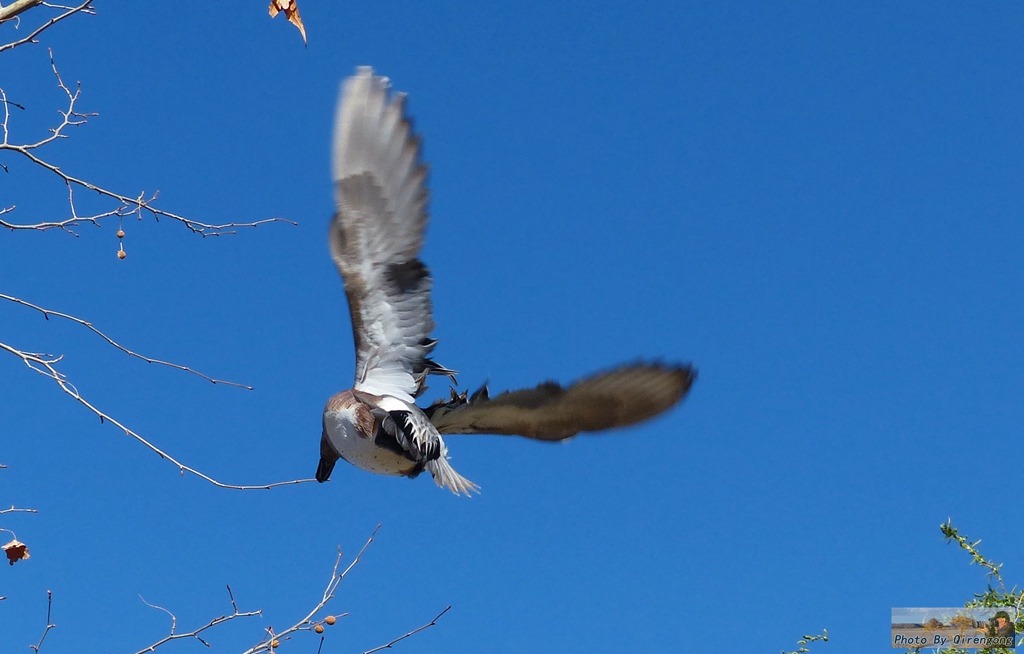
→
(268, 0, 307, 45)
(2, 539, 29, 565)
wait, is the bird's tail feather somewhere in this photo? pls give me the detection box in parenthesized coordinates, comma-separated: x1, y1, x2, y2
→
(425, 456, 479, 497)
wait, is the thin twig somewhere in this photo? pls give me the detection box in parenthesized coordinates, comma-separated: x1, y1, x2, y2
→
(0, 50, 296, 235)
(0, 1, 93, 53)
(363, 606, 452, 654)
(18, 534, 437, 654)
(0, 464, 37, 517)
(0, 340, 315, 491)
(1, 293, 254, 389)
(133, 586, 263, 654)
(941, 519, 1005, 585)
(28, 590, 56, 653)
(241, 526, 382, 654)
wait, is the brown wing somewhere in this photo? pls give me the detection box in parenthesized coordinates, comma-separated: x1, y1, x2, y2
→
(429, 362, 696, 441)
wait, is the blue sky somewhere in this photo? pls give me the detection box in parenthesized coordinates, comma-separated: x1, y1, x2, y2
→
(2, 2, 1023, 652)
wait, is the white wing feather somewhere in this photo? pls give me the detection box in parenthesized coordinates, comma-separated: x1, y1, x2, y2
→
(330, 67, 452, 402)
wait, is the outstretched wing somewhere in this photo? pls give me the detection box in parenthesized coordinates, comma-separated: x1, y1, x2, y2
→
(429, 362, 696, 440)
(330, 67, 453, 402)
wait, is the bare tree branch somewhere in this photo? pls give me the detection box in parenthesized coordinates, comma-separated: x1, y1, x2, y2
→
(0, 1, 94, 53)
(0, 0, 45, 24)
(0, 464, 38, 515)
(0, 50, 296, 235)
(128, 530, 410, 654)
(28, 590, 56, 653)
(0, 10, 441, 654)
(0, 341, 315, 491)
(0, 527, 21, 539)
(1, 292, 254, 389)
(363, 606, 452, 654)
(240, 526, 382, 654)
(241, 526, 449, 654)
(134, 586, 263, 654)
(0, 32, 297, 493)
(0, 462, 37, 573)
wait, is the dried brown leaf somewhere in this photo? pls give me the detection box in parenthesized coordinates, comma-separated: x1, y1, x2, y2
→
(2, 539, 29, 565)
(268, 0, 307, 45)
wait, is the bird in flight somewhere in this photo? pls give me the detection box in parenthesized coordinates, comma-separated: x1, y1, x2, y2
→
(318, 67, 696, 495)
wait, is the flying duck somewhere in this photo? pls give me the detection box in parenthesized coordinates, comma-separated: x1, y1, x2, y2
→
(317, 67, 696, 495)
